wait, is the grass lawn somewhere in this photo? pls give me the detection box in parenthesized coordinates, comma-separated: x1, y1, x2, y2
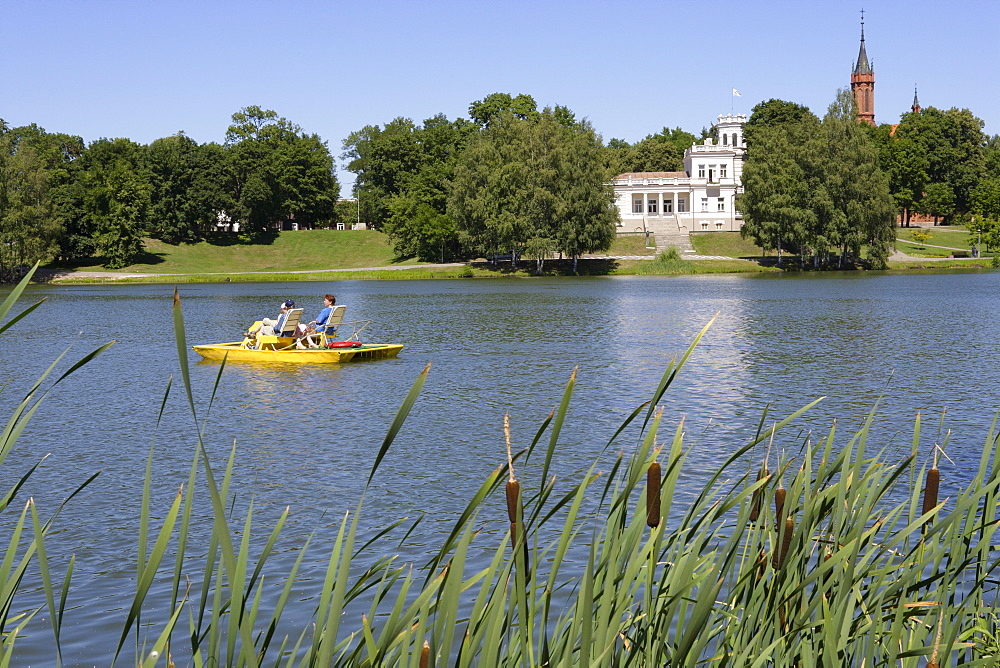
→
(894, 226, 987, 257)
(53, 230, 413, 274)
(607, 234, 657, 256)
(689, 232, 766, 258)
(43, 227, 997, 284)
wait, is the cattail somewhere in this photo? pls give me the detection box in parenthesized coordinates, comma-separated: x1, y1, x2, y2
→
(646, 461, 662, 528)
(774, 484, 786, 526)
(505, 412, 519, 524)
(419, 640, 430, 668)
(922, 465, 940, 516)
(773, 517, 794, 570)
(749, 464, 767, 522)
(755, 548, 768, 582)
(927, 607, 943, 668)
(506, 479, 519, 523)
(819, 548, 833, 593)
(504, 413, 529, 569)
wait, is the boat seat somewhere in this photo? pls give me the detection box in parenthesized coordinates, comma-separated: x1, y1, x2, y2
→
(302, 305, 346, 348)
(243, 308, 304, 350)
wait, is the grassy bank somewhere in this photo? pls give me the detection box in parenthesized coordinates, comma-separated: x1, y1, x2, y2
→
(690, 231, 767, 258)
(5, 272, 1000, 665)
(52, 230, 415, 274)
(41, 229, 997, 284)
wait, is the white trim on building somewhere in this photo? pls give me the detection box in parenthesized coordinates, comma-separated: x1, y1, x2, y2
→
(612, 114, 747, 234)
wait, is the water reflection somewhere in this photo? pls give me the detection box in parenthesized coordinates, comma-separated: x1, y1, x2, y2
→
(2, 271, 999, 662)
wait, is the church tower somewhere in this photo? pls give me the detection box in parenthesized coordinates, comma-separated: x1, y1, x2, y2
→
(911, 85, 921, 114)
(851, 16, 875, 126)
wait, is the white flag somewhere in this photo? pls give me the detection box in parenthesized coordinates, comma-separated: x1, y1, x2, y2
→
(732, 88, 742, 97)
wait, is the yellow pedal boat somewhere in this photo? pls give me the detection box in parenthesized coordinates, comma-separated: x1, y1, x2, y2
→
(192, 340, 403, 364)
(192, 315, 402, 364)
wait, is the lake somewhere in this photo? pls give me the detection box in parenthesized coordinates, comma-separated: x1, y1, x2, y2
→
(5, 270, 1000, 663)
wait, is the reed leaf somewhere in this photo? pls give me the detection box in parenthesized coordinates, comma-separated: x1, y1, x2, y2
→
(113, 486, 184, 665)
(368, 362, 431, 486)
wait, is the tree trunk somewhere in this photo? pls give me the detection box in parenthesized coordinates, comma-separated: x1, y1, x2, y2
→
(572, 255, 578, 274)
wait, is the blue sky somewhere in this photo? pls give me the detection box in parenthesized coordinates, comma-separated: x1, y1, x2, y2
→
(4, 0, 998, 195)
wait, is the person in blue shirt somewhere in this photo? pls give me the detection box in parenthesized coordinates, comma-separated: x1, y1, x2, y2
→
(298, 294, 338, 348)
(308, 294, 337, 334)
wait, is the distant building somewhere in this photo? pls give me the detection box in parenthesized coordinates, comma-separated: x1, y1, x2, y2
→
(612, 114, 747, 235)
(851, 17, 876, 126)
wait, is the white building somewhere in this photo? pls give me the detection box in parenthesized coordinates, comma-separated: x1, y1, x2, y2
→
(612, 114, 747, 236)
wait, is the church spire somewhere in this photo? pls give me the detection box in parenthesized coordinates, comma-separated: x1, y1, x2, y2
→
(911, 85, 921, 114)
(850, 10, 876, 126)
(853, 17, 872, 75)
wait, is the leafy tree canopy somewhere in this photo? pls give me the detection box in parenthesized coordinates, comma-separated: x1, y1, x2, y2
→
(468, 92, 538, 128)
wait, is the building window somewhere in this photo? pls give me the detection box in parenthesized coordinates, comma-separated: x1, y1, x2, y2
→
(720, 164, 728, 178)
(732, 133, 738, 146)
(663, 198, 673, 213)
(701, 198, 709, 212)
(717, 197, 725, 212)
(716, 222, 723, 229)
(708, 165, 716, 182)
(698, 165, 705, 178)
(647, 199, 658, 214)
(633, 197, 643, 213)
(722, 133, 728, 145)
(677, 198, 686, 213)
(701, 222, 709, 229)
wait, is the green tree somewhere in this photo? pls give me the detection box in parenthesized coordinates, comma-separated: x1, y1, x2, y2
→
(894, 106, 986, 218)
(622, 138, 683, 173)
(886, 134, 928, 227)
(606, 126, 695, 175)
(738, 107, 820, 265)
(971, 178, 1000, 221)
(225, 106, 339, 236)
(79, 138, 151, 268)
(744, 99, 817, 145)
(449, 108, 617, 271)
(814, 89, 897, 268)
(0, 131, 62, 274)
(147, 133, 228, 243)
(918, 182, 956, 223)
(547, 115, 618, 272)
(739, 91, 894, 269)
(343, 113, 474, 260)
(342, 117, 424, 230)
(2, 124, 87, 263)
(468, 92, 538, 128)
(449, 111, 536, 262)
(985, 134, 1000, 178)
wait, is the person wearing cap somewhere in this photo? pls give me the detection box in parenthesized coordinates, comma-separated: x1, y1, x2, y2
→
(247, 300, 295, 338)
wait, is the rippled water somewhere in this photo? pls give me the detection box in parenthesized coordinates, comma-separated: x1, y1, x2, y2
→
(4, 271, 1000, 663)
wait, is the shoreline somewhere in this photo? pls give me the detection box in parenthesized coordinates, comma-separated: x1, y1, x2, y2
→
(31, 251, 997, 285)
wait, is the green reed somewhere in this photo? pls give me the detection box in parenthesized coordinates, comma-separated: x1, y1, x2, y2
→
(2, 273, 1000, 665)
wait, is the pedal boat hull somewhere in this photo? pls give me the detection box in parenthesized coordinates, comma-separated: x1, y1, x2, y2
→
(192, 341, 403, 364)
